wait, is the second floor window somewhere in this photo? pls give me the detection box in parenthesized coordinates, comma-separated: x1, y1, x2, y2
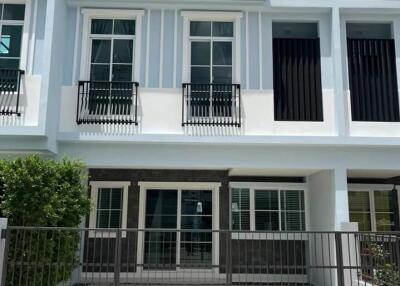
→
(190, 21, 233, 84)
(89, 18, 135, 82)
(0, 4, 25, 69)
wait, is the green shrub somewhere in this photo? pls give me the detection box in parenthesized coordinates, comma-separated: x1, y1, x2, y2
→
(0, 155, 91, 286)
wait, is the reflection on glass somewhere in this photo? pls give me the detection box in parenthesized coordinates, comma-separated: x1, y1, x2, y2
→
(213, 22, 234, 37)
(180, 190, 212, 268)
(190, 21, 211, 37)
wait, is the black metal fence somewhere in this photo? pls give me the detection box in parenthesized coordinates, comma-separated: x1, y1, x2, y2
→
(0, 69, 24, 116)
(182, 83, 241, 127)
(1, 228, 400, 286)
(76, 81, 139, 125)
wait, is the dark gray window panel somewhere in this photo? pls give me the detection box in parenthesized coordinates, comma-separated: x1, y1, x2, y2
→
(2, 4, 25, 20)
(347, 38, 400, 122)
(273, 38, 323, 121)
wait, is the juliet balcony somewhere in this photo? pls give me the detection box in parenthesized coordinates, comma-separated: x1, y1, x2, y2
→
(0, 69, 24, 116)
(181, 83, 241, 127)
(76, 81, 139, 125)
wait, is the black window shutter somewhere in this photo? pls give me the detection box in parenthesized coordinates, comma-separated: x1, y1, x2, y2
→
(273, 38, 324, 121)
(347, 38, 400, 122)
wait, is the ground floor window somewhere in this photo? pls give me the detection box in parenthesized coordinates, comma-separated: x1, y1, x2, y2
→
(230, 183, 306, 231)
(88, 181, 130, 237)
(348, 185, 399, 231)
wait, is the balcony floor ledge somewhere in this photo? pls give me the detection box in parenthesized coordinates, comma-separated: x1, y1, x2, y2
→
(56, 132, 400, 147)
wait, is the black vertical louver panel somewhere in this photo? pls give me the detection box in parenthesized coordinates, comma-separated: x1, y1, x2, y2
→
(347, 39, 400, 122)
(273, 38, 323, 121)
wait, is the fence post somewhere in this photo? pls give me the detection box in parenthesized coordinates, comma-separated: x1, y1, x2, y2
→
(335, 232, 345, 286)
(0, 218, 8, 286)
(225, 232, 232, 286)
(114, 229, 121, 286)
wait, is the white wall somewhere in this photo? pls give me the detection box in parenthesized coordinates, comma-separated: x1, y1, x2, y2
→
(0, 76, 42, 130)
(59, 87, 336, 136)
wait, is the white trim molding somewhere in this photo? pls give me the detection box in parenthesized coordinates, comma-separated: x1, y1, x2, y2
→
(181, 10, 242, 84)
(88, 181, 131, 238)
(79, 8, 144, 82)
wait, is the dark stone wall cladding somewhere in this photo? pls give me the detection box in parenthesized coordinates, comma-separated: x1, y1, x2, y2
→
(85, 169, 306, 274)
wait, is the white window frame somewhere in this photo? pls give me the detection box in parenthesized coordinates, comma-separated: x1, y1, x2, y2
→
(88, 181, 130, 238)
(136, 181, 220, 274)
(348, 184, 400, 232)
(80, 8, 144, 82)
(0, 0, 31, 71)
(229, 182, 309, 239)
(181, 11, 242, 84)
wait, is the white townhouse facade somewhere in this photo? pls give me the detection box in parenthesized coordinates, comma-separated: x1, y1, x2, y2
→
(1, 0, 400, 284)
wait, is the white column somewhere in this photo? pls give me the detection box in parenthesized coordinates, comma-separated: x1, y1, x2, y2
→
(334, 167, 349, 230)
(331, 7, 348, 136)
(340, 222, 359, 286)
(0, 218, 8, 284)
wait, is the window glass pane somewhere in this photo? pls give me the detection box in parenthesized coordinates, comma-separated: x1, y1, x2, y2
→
(110, 188, 122, 209)
(96, 210, 110, 228)
(144, 232, 177, 270)
(190, 21, 211, 36)
(191, 67, 210, 83)
(232, 188, 249, 210)
(349, 212, 371, 231)
(90, 64, 110, 81)
(180, 242, 212, 268)
(181, 216, 212, 230)
(114, 20, 135, 35)
(213, 67, 232, 84)
(181, 190, 212, 215)
(232, 211, 250, 230)
(146, 189, 177, 217)
(112, 65, 132, 81)
(91, 19, 113, 34)
(213, 42, 232, 65)
(0, 58, 19, 69)
(281, 212, 305, 231)
(348, 191, 370, 212)
(91, 40, 111, 63)
(255, 211, 279, 230)
(374, 191, 394, 213)
(0, 25, 23, 58)
(109, 210, 122, 228)
(376, 213, 396, 231)
(97, 188, 111, 209)
(3, 4, 25, 21)
(281, 190, 304, 211)
(145, 215, 177, 228)
(113, 40, 133, 63)
(191, 42, 211, 66)
(255, 190, 279, 210)
(213, 22, 233, 37)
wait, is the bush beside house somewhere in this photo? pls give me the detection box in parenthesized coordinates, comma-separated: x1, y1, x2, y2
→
(0, 155, 91, 286)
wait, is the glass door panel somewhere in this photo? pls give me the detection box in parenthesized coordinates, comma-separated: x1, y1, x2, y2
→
(180, 190, 213, 268)
(144, 190, 178, 270)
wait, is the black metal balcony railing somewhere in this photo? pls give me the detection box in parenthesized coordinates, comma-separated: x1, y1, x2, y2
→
(77, 81, 139, 125)
(0, 69, 24, 116)
(182, 83, 241, 127)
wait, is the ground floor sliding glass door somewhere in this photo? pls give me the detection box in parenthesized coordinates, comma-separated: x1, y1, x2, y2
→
(137, 182, 220, 272)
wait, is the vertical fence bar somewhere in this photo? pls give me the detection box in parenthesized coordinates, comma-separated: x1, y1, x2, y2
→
(335, 232, 345, 286)
(114, 229, 121, 286)
(0, 220, 9, 286)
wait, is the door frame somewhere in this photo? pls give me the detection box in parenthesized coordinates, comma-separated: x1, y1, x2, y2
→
(137, 181, 221, 275)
